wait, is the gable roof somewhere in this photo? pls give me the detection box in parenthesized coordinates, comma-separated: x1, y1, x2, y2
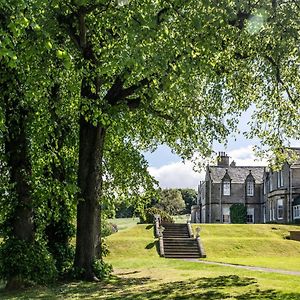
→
(208, 166, 265, 183)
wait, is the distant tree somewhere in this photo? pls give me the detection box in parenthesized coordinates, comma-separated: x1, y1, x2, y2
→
(156, 189, 185, 215)
(179, 189, 197, 213)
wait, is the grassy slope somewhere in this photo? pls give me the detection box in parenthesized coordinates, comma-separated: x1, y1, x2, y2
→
(194, 224, 300, 271)
(106, 224, 300, 296)
(2, 224, 300, 299)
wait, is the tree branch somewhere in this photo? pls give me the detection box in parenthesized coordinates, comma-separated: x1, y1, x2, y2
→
(105, 76, 150, 107)
(265, 55, 295, 103)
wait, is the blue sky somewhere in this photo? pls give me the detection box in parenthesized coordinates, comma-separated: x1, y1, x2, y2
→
(144, 109, 300, 190)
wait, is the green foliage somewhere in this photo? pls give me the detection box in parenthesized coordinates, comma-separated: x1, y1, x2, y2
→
(92, 260, 113, 280)
(156, 189, 186, 215)
(115, 202, 134, 218)
(45, 216, 76, 276)
(179, 189, 197, 213)
(102, 219, 118, 237)
(0, 238, 57, 284)
(230, 204, 247, 224)
(140, 207, 174, 224)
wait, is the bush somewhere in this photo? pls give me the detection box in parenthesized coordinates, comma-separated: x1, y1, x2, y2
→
(102, 220, 118, 237)
(0, 238, 57, 285)
(230, 204, 247, 224)
(140, 207, 174, 224)
(92, 260, 113, 280)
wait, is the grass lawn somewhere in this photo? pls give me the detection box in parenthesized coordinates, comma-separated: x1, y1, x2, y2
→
(194, 224, 300, 271)
(2, 223, 300, 299)
(108, 217, 139, 231)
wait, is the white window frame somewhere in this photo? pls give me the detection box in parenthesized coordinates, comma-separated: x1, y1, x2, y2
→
(223, 181, 230, 196)
(270, 201, 275, 221)
(277, 170, 284, 188)
(277, 199, 284, 220)
(246, 181, 254, 196)
(293, 205, 300, 219)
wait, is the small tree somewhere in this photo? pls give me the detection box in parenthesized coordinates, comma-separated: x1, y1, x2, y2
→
(230, 204, 247, 224)
(179, 189, 197, 213)
(156, 189, 185, 216)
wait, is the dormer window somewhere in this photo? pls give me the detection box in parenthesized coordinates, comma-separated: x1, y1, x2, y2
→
(246, 181, 254, 196)
(223, 181, 230, 195)
(246, 171, 255, 197)
(222, 171, 231, 196)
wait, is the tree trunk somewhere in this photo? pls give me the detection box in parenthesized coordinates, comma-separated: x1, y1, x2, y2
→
(5, 103, 34, 242)
(74, 115, 105, 280)
(4, 97, 34, 289)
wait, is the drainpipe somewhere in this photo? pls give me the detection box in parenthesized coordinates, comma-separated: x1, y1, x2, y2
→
(220, 182, 222, 223)
(209, 179, 212, 223)
(289, 166, 293, 223)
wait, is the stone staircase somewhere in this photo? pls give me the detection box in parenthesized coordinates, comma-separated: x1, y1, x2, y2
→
(162, 223, 202, 259)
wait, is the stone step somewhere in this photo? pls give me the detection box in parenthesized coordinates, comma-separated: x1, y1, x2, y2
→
(164, 248, 199, 253)
(163, 234, 190, 239)
(164, 254, 201, 258)
(163, 237, 195, 243)
(160, 223, 201, 259)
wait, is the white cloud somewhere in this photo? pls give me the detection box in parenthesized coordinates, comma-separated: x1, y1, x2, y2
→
(148, 146, 267, 190)
(148, 161, 204, 190)
(227, 145, 267, 166)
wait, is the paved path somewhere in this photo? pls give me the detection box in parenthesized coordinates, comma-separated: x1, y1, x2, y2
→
(184, 259, 300, 276)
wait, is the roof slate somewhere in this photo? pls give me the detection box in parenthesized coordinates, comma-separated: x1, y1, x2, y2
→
(209, 166, 265, 183)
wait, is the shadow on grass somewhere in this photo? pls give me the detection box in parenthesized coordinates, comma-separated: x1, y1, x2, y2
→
(1, 275, 300, 299)
(145, 240, 160, 256)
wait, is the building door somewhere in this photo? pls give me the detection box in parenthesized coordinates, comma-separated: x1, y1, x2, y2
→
(247, 208, 254, 223)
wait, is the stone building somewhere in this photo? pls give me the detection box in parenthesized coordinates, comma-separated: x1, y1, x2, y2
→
(198, 152, 265, 223)
(264, 148, 300, 224)
(195, 149, 300, 224)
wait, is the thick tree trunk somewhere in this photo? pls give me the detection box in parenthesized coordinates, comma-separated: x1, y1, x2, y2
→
(74, 115, 105, 280)
(4, 99, 34, 289)
(5, 104, 34, 242)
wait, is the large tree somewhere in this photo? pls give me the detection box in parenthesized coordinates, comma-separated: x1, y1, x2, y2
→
(52, 0, 300, 280)
(1, 0, 300, 283)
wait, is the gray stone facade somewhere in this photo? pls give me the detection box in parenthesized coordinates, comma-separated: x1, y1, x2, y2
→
(196, 149, 300, 224)
(198, 152, 264, 223)
(264, 148, 300, 224)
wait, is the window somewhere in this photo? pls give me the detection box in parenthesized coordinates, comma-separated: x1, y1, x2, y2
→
(277, 199, 284, 219)
(270, 177, 273, 191)
(269, 201, 275, 221)
(247, 208, 254, 223)
(277, 170, 284, 187)
(222, 207, 230, 223)
(294, 205, 300, 219)
(223, 181, 230, 196)
(246, 181, 254, 196)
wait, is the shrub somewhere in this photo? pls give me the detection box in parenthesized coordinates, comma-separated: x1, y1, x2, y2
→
(92, 259, 113, 280)
(0, 238, 57, 286)
(230, 204, 247, 224)
(140, 207, 174, 224)
(102, 221, 118, 237)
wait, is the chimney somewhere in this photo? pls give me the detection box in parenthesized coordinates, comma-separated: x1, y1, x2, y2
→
(230, 160, 236, 167)
(217, 152, 230, 167)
